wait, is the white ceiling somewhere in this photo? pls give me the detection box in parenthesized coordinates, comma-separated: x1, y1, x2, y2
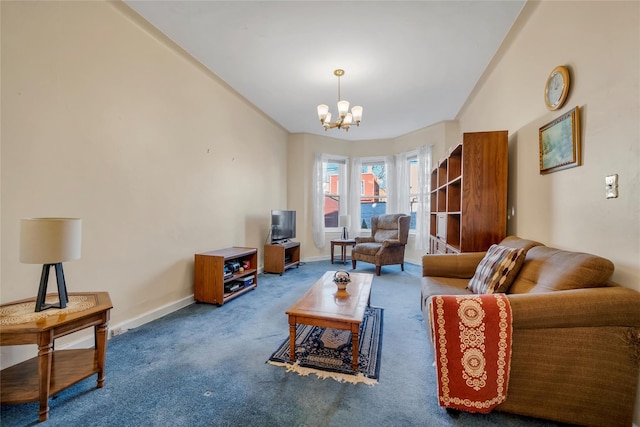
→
(124, 1, 526, 141)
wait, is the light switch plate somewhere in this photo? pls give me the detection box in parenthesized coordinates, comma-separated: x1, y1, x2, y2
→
(605, 174, 618, 198)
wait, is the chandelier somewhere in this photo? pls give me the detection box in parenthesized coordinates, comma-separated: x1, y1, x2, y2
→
(317, 69, 363, 132)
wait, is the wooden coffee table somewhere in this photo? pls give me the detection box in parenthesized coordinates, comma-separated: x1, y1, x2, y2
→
(286, 271, 373, 371)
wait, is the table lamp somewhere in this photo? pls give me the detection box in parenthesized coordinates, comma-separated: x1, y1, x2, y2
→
(20, 218, 82, 312)
(339, 215, 351, 240)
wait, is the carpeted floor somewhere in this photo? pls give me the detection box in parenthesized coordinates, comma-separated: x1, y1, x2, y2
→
(1, 260, 566, 426)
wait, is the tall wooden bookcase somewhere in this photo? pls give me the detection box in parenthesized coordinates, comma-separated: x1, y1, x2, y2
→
(429, 130, 508, 254)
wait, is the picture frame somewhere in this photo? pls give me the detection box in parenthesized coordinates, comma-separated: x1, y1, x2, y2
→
(539, 106, 581, 174)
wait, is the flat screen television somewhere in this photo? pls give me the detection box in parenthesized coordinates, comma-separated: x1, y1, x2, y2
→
(271, 210, 296, 243)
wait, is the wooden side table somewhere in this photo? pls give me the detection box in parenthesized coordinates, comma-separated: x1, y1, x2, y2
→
(0, 292, 112, 422)
(331, 239, 356, 265)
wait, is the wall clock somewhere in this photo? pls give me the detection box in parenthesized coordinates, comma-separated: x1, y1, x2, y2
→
(544, 65, 570, 110)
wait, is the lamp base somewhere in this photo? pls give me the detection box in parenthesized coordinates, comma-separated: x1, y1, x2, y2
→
(35, 263, 69, 312)
(341, 227, 349, 240)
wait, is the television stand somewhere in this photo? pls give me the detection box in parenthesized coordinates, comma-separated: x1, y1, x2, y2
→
(194, 247, 258, 306)
(264, 241, 300, 275)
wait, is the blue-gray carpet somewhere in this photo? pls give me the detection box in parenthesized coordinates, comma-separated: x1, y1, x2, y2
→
(1, 260, 565, 426)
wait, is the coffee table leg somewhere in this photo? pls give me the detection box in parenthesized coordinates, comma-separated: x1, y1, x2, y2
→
(351, 323, 359, 371)
(288, 317, 296, 362)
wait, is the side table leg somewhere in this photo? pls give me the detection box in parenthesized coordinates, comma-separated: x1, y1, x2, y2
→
(37, 332, 54, 422)
(330, 242, 335, 264)
(351, 323, 360, 372)
(95, 316, 109, 388)
(288, 317, 296, 362)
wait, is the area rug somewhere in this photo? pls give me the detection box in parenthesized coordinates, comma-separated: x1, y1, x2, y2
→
(267, 306, 383, 385)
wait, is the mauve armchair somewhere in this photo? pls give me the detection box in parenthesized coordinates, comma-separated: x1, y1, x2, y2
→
(351, 213, 411, 276)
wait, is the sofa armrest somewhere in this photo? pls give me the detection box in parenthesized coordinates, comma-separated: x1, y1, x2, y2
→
(421, 252, 486, 278)
(354, 236, 375, 244)
(508, 286, 640, 329)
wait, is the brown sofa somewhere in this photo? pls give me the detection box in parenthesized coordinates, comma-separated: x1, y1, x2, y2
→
(352, 213, 410, 276)
(420, 236, 640, 426)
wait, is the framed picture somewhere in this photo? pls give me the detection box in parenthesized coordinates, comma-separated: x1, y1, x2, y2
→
(539, 106, 581, 174)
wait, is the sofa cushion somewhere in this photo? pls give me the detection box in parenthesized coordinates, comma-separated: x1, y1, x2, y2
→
(423, 277, 473, 296)
(467, 244, 526, 294)
(512, 246, 615, 293)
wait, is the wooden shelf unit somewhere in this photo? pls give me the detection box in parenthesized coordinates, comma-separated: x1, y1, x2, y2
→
(429, 130, 508, 254)
(194, 247, 258, 306)
(264, 241, 300, 275)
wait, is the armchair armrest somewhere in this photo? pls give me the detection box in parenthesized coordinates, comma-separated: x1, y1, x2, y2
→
(508, 286, 640, 329)
(381, 239, 404, 248)
(354, 236, 375, 244)
(422, 252, 486, 279)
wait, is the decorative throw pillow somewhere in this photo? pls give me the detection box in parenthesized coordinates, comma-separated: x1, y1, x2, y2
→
(467, 245, 526, 294)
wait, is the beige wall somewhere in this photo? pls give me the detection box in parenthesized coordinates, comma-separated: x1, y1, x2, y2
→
(1, 1, 289, 365)
(458, 0, 639, 290)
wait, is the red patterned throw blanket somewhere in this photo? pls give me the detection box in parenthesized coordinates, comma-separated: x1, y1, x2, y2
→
(430, 294, 512, 413)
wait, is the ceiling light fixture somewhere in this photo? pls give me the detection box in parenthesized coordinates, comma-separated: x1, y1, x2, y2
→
(317, 69, 363, 132)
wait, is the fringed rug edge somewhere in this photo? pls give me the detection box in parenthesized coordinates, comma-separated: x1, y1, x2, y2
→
(267, 360, 378, 386)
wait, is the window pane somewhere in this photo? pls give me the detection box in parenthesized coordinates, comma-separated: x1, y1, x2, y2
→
(324, 162, 341, 228)
(360, 162, 386, 228)
(324, 195, 339, 227)
(409, 157, 419, 230)
(360, 198, 387, 229)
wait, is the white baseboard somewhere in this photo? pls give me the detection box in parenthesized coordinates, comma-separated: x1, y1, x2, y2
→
(301, 255, 422, 265)
(302, 255, 329, 263)
(64, 294, 195, 349)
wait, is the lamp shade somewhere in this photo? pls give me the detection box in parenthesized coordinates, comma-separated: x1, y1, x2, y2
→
(20, 218, 82, 264)
(351, 106, 363, 123)
(337, 100, 350, 118)
(339, 215, 351, 227)
(317, 104, 329, 121)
